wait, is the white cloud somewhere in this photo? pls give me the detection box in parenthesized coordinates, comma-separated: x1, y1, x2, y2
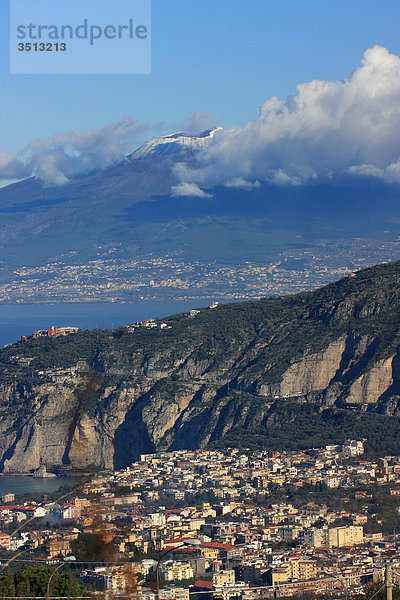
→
(270, 171, 302, 186)
(182, 112, 218, 134)
(384, 160, 400, 184)
(0, 153, 31, 179)
(174, 46, 400, 188)
(170, 182, 212, 198)
(347, 159, 400, 184)
(225, 177, 261, 190)
(0, 117, 148, 186)
(346, 164, 384, 178)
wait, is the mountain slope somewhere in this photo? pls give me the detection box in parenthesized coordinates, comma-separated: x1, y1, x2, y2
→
(130, 127, 222, 159)
(0, 128, 221, 267)
(1, 260, 400, 473)
(0, 127, 400, 303)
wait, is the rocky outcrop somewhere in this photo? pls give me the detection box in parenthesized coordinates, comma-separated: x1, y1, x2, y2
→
(345, 357, 394, 404)
(279, 337, 346, 397)
(256, 338, 346, 397)
(0, 373, 81, 473)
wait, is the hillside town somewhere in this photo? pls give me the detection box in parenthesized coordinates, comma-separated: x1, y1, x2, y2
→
(1, 443, 400, 598)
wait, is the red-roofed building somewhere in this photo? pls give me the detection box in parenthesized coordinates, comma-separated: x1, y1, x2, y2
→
(194, 580, 213, 590)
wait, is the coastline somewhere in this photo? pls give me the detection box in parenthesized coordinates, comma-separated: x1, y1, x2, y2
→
(0, 298, 217, 349)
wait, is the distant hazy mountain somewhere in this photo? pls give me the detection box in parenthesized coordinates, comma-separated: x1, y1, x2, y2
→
(0, 128, 399, 301)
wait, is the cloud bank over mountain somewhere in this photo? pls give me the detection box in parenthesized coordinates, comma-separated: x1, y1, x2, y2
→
(174, 46, 400, 190)
(0, 46, 399, 189)
(0, 117, 148, 185)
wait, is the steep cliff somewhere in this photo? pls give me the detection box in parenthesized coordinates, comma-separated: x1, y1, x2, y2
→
(2, 260, 400, 473)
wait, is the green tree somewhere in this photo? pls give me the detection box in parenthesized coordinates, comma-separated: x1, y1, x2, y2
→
(0, 565, 89, 599)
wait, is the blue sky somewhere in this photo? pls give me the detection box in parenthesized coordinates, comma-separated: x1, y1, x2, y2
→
(1, 0, 400, 156)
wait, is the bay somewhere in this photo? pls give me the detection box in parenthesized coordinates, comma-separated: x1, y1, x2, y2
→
(0, 475, 79, 497)
(0, 299, 215, 348)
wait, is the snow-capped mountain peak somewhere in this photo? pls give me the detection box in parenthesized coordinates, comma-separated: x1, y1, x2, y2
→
(130, 126, 222, 159)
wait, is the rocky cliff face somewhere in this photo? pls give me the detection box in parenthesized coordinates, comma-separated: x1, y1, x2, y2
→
(258, 337, 347, 398)
(2, 260, 400, 473)
(1, 332, 400, 473)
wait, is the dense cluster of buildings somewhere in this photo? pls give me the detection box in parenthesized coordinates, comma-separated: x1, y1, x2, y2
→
(0, 444, 399, 597)
(2, 238, 399, 304)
